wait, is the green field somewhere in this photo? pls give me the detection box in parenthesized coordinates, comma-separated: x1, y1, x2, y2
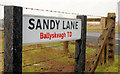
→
(23, 43, 119, 72)
(0, 31, 4, 52)
(87, 24, 119, 33)
(0, 42, 119, 72)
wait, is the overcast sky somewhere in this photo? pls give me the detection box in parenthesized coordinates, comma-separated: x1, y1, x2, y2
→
(0, 0, 119, 19)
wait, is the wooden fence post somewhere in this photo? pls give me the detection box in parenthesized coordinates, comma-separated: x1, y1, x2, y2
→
(75, 15, 87, 73)
(106, 13, 115, 65)
(4, 6, 22, 73)
(99, 17, 107, 65)
(64, 41, 69, 53)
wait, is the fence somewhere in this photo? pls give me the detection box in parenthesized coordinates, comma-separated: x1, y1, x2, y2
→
(63, 13, 115, 72)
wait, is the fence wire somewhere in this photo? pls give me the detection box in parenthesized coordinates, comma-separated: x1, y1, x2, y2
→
(0, 3, 104, 18)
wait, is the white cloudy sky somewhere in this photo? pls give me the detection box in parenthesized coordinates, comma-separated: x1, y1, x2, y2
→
(0, 0, 119, 19)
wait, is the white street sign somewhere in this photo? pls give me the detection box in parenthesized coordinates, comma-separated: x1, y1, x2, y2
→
(23, 15, 81, 45)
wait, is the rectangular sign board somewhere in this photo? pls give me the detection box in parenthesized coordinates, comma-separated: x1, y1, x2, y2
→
(23, 15, 81, 45)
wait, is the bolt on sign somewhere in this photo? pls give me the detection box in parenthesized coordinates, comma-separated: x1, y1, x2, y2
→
(23, 15, 81, 45)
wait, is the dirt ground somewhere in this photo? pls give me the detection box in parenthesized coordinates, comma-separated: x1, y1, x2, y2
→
(22, 44, 75, 72)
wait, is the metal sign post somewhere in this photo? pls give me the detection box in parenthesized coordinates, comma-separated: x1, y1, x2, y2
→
(75, 15, 87, 73)
(4, 6, 22, 72)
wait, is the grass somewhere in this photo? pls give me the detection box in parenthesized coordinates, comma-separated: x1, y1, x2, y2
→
(0, 31, 4, 52)
(87, 24, 101, 32)
(22, 42, 118, 72)
(22, 48, 52, 72)
(85, 46, 118, 72)
(0, 39, 119, 72)
(22, 44, 75, 72)
(87, 23, 119, 33)
(95, 55, 118, 72)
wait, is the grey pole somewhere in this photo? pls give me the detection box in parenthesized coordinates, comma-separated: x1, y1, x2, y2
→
(4, 6, 22, 73)
(75, 15, 87, 73)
